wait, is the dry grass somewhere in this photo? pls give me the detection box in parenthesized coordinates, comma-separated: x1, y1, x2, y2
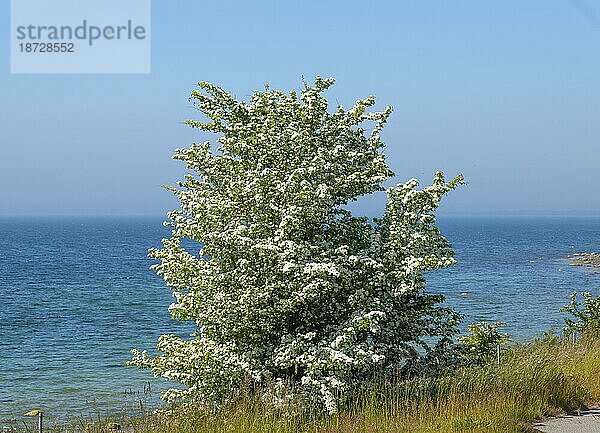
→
(15, 334, 600, 433)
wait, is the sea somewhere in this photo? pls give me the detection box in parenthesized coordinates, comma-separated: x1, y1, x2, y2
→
(1, 216, 599, 422)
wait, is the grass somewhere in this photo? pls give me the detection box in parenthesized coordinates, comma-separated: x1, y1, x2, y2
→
(12, 334, 600, 433)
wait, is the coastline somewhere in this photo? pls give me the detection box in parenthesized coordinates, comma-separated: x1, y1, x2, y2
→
(568, 253, 600, 272)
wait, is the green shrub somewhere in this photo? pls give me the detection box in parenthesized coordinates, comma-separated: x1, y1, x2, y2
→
(561, 291, 600, 336)
(459, 321, 509, 364)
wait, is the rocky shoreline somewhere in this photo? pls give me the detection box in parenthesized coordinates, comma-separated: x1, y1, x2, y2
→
(567, 253, 600, 270)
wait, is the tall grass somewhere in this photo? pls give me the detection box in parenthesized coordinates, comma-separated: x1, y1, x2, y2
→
(16, 334, 600, 433)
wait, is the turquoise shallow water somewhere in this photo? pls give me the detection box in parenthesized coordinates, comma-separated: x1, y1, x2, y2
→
(0, 217, 189, 421)
(1, 216, 599, 421)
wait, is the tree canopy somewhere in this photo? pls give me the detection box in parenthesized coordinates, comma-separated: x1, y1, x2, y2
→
(130, 77, 463, 413)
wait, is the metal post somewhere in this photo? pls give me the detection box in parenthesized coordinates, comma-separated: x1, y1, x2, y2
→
(24, 410, 42, 433)
(496, 344, 500, 368)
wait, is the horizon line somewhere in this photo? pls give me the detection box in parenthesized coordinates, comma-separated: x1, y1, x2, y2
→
(0, 213, 599, 219)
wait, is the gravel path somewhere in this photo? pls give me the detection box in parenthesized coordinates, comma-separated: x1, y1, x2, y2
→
(534, 408, 600, 433)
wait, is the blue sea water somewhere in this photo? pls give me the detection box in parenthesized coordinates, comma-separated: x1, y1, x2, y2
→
(1, 216, 599, 421)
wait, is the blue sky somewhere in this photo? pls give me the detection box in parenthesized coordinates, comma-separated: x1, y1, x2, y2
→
(1, 0, 599, 216)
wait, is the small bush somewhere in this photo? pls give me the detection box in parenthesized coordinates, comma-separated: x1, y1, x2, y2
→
(459, 321, 509, 365)
(561, 291, 600, 336)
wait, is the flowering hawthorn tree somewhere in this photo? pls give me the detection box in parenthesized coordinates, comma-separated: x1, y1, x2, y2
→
(130, 77, 463, 413)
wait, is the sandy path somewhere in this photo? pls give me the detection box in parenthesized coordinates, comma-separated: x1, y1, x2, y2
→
(534, 408, 600, 433)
